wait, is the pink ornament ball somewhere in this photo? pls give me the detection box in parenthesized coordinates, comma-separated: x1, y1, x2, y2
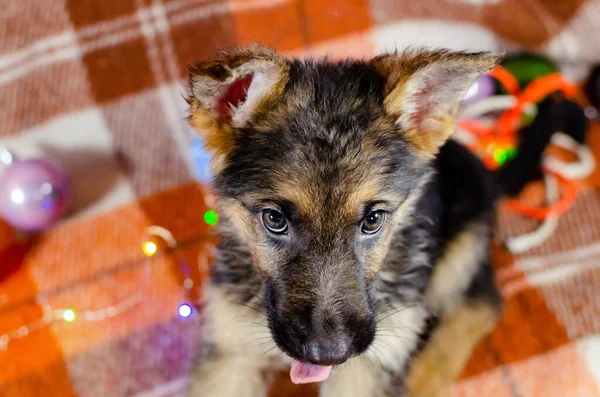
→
(0, 159, 70, 231)
(462, 74, 496, 105)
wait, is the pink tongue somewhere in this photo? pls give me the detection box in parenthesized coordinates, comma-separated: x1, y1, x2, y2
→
(290, 360, 332, 384)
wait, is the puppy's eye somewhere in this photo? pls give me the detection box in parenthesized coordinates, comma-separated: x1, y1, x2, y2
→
(262, 209, 288, 234)
(361, 210, 385, 235)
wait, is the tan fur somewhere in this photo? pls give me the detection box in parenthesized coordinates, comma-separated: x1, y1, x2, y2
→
(367, 189, 425, 275)
(403, 116, 455, 159)
(406, 302, 500, 397)
(426, 223, 489, 315)
(188, 107, 237, 162)
(219, 198, 255, 244)
(367, 237, 394, 276)
(341, 178, 383, 218)
(274, 171, 388, 222)
(274, 179, 318, 219)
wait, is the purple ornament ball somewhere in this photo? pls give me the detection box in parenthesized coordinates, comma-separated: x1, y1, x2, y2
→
(461, 74, 496, 105)
(0, 159, 70, 231)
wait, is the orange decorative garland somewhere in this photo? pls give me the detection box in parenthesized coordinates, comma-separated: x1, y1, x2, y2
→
(460, 66, 581, 220)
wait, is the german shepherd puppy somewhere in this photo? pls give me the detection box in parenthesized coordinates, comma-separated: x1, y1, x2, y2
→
(185, 46, 546, 397)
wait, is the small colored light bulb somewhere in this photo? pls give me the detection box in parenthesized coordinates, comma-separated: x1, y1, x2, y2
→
(178, 303, 193, 318)
(204, 210, 218, 226)
(0, 148, 14, 165)
(493, 148, 508, 165)
(142, 241, 158, 257)
(63, 309, 76, 322)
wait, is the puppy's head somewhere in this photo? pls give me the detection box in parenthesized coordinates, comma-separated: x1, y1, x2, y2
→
(188, 46, 497, 368)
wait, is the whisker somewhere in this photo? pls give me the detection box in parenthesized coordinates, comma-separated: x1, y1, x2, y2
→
(375, 333, 411, 341)
(376, 303, 419, 322)
(262, 345, 279, 356)
(376, 303, 408, 316)
(369, 345, 384, 367)
(251, 295, 270, 309)
(240, 302, 268, 317)
(249, 338, 276, 351)
(376, 325, 412, 331)
(232, 319, 268, 327)
(375, 338, 402, 352)
(224, 292, 268, 310)
(373, 340, 401, 356)
(374, 303, 398, 317)
(245, 330, 272, 337)
(232, 324, 268, 333)
(248, 336, 274, 343)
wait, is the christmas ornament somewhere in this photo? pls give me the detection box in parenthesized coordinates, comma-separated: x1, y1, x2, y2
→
(0, 152, 69, 232)
(501, 53, 557, 90)
(462, 74, 496, 105)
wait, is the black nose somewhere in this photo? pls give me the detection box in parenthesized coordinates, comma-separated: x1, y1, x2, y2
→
(305, 337, 351, 365)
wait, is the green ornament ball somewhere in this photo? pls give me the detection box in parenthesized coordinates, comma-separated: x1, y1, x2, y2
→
(501, 53, 558, 91)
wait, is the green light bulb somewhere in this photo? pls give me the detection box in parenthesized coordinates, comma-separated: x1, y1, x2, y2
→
(493, 148, 508, 165)
(63, 309, 76, 322)
(204, 210, 218, 225)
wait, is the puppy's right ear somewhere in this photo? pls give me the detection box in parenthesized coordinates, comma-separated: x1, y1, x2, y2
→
(372, 49, 498, 158)
(187, 46, 289, 157)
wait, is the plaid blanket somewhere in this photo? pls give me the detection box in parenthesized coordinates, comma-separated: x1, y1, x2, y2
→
(2, 0, 600, 396)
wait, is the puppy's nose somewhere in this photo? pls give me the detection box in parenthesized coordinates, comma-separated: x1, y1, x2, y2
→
(305, 337, 351, 365)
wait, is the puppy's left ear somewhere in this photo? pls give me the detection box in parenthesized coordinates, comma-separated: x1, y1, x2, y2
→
(372, 49, 499, 158)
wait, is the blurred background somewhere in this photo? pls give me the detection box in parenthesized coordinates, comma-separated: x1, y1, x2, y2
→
(2, 0, 600, 396)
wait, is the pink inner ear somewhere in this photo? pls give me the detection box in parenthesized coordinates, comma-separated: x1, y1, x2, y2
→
(216, 74, 254, 123)
(410, 89, 433, 128)
(407, 78, 435, 129)
(406, 71, 450, 129)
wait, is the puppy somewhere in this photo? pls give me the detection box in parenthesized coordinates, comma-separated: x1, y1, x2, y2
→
(185, 46, 544, 397)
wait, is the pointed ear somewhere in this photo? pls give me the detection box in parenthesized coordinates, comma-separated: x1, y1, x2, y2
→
(372, 49, 499, 158)
(187, 45, 289, 157)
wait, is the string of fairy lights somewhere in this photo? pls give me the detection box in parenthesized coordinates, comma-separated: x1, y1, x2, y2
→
(0, 208, 218, 353)
(0, 116, 220, 354)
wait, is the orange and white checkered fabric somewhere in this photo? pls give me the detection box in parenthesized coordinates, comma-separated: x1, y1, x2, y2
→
(2, 0, 600, 396)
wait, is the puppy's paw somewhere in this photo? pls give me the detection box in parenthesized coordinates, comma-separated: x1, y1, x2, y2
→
(405, 348, 452, 397)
